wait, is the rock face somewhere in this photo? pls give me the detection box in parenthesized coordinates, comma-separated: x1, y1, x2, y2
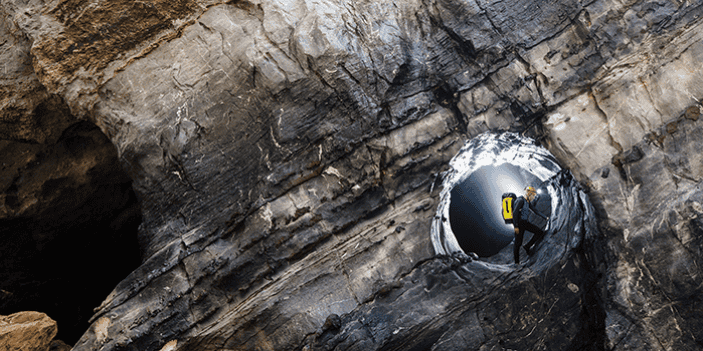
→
(0, 5, 142, 343)
(1, 0, 703, 350)
(302, 133, 603, 350)
(0, 311, 57, 351)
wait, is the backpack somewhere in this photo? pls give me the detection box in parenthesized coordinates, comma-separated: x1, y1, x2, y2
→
(521, 195, 549, 230)
(501, 193, 517, 224)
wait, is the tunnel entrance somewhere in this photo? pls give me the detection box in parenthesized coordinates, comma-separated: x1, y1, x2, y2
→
(0, 118, 142, 345)
(448, 164, 544, 257)
(431, 132, 561, 260)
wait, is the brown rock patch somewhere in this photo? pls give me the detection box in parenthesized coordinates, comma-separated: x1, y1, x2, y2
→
(34, 0, 199, 84)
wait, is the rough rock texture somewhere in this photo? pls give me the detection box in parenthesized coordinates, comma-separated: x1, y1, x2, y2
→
(539, 14, 703, 350)
(584, 114, 703, 350)
(300, 134, 602, 351)
(0, 5, 142, 343)
(0, 7, 64, 144)
(0, 311, 57, 351)
(1, 0, 703, 350)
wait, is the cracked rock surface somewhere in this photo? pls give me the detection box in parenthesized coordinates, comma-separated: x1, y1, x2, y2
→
(1, 0, 703, 349)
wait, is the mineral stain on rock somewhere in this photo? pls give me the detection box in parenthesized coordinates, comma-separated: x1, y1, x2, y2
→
(35, 0, 200, 84)
(0, 311, 58, 351)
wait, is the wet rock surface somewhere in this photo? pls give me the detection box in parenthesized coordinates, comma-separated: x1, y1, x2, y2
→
(1, 0, 703, 350)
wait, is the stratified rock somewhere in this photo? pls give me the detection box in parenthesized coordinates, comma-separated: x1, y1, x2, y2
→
(1, 0, 703, 349)
(0, 311, 57, 351)
(296, 134, 603, 351)
(0, 9, 60, 144)
(586, 115, 703, 350)
(538, 10, 703, 347)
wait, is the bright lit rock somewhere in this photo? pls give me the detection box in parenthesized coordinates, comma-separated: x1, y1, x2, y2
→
(543, 93, 620, 180)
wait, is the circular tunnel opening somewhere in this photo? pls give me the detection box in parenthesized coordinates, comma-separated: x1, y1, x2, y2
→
(448, 164, 546, 257)
(432, 132, 561, 260)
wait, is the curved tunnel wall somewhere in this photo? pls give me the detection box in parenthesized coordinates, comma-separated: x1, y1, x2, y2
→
(311, 132, 604, 350)
(448, 164, 545, 256)
(432, 132, 562, 259)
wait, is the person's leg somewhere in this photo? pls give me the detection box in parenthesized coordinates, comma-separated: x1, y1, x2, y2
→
(514, 227, 524, 264)
(524, 226, 545, 253)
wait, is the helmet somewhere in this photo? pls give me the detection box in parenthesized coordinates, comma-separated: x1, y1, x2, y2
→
(525, 186, 536, 195)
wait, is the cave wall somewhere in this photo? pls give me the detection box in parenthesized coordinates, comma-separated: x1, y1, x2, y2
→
(1, 0, 703, 349)
(0, 5, 142, 344)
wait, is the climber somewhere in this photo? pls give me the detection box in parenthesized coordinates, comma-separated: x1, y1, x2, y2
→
(502, 186, 548, 264)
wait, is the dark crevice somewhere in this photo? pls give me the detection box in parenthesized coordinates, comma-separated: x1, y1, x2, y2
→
(0, 118, 142, 345)
(441, 25, 478, 63)
(432, 83, 467, 134)
(573, 233, 608, 351)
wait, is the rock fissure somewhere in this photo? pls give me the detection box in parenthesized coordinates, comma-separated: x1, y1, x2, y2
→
(472, 1, 502, 38)
(589, 88, 624, 154)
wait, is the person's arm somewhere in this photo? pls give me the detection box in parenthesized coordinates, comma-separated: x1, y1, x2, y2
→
(513, 197, 524, 233)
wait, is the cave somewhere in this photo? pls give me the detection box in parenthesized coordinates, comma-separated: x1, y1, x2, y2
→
(4, 0, 703, 348)
(432, 132, 561, 263)
(0, 117, 143, 344)
(448, 163, 547, 257)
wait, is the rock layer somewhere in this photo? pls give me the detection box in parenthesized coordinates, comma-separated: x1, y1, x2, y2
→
(1, 0, 703, 350)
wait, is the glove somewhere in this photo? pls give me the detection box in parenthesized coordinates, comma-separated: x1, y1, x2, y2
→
(514, 227, 520, 235)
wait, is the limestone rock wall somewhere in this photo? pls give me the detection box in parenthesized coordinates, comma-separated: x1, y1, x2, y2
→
(1, 0, 703, 349)
(536, 6, 703, 348)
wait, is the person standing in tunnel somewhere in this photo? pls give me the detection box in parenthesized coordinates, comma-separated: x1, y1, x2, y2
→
(507, 186, 546, 265)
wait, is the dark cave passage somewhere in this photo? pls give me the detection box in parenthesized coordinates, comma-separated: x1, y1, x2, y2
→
(432, 132, 561, 261)
(0, 119, 142, 345)
(448, 164, 545, 257)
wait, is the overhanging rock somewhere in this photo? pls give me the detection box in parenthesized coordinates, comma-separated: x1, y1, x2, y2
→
(6, 0, 703, 348)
